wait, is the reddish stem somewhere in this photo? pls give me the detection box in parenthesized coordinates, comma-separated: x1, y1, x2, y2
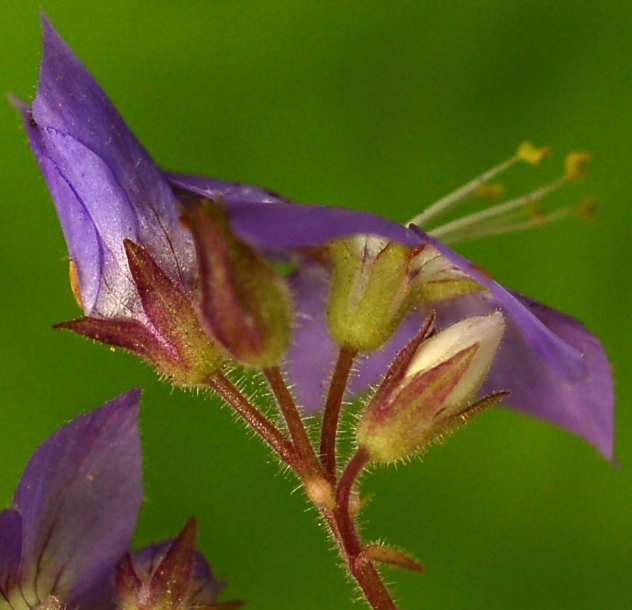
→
(332, 447, 397, 609)
(320, 345, 357, 480)
(207, 372, 299, 471)
(264, 366, 323, 477)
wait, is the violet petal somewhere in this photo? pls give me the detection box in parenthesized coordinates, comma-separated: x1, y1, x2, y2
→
(13, 389, 143, 605)
(414, 228, 614, 459)
(167, 172, 419, 250)
(25, 17, 194, 317)
(282, 220, 613, 458)
(166, 171, 289, 205)
(0, 509, 23, 599)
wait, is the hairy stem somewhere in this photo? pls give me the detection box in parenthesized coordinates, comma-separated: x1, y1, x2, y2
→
(320, 345, 357, 480)
(206, 371, 299, 471)
(331, 447, 397, 609)
(264, 366, 323, 476)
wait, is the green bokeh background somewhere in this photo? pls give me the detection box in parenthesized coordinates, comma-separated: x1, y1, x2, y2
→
(2, 2, 631, 608)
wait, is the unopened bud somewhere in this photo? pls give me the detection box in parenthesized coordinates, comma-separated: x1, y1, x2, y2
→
(326, 236, 480, 353)
(183, 198, 292, 368)
(327, 236, 411, 352)
(357, 313, 505, 463)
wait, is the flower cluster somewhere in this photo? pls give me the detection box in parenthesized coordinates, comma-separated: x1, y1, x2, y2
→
(12, 14, 614, 610)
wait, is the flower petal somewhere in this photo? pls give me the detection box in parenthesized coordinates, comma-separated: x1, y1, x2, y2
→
(411, 227, 614, 459)
(167, 173, 419, 250)
(280, 218, 613, 458)
(285, 264, 336, 411)
(166, 171, 290, 205)
(12, 389, 143, 605)
(489, 293, 613, 459)
(0, 509, 22, 600)
(25, 17, 195, 317)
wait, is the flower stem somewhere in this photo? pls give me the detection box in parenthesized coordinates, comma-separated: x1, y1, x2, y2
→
(320, 345, 357, 480)
(264, 366, 323, 476)
(336, 446, 369, 515)
(206, 371, 299, 470)
(331, 447, 397, 610)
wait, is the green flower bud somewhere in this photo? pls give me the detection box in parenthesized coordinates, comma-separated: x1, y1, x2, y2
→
(325, 236, 480, 353)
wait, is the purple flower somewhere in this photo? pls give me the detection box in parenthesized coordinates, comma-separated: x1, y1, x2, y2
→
(169, 172, 614, 460)
(0, 391, 230, 610)
(17, 18, 613, 459)
(17, 17, 229, 385)
(19, 18, 195, 321)
(0, 390, 143, 610)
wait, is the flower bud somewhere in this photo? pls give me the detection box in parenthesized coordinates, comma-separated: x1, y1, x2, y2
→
(357, 313, 505, 463)
(325, 236, 480, 353)
(116, 518, 241, 610)
(182, 198, 292, 368)
(56, 240, 225, 386)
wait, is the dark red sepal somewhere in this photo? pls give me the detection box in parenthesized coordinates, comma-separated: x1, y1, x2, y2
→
(54, 316, 173, 363)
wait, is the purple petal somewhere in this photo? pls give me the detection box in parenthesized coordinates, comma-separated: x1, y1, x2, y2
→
(167, 172, 420, 250)
(13, 389, 143, 605)
(166, 171, 290, 205)
(0, 509, 23, 599)
(283, 218, 613, 458)
(412, 227, 614, 459)
(490, 293, 613, 459)
(285, 264, 337, 411)
(24, 17, 195, 317)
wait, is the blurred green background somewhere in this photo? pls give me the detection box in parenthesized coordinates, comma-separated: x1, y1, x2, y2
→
(2, 1, 631, 608)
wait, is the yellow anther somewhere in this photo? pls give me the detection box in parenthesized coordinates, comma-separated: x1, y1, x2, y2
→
(576, 196, 599, 220)
(68, 260, 83, 310)
(517, 141, 551, 165)
(565, 151, 592, 181)
(475, 182, 504, 201)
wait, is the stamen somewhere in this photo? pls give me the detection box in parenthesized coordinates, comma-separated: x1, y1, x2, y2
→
(429, 175, 566, 242)
(409, 141, 550, 227)
(436, 207, 572, 244)
(565, 151, 591, 181)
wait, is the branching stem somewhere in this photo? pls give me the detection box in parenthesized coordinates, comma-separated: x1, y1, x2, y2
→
(264, 366, 323, 477)
(206, 371, 299, 471)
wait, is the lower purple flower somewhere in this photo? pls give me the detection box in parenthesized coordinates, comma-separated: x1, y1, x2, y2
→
(0, 391, 233, 610)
